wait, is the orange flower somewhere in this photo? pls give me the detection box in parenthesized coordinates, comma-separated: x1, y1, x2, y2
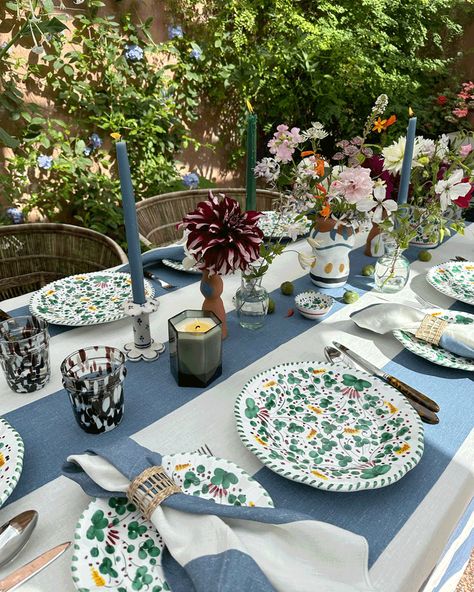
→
(384, 114, 397, 128)
(320, 201, 331, 218)
(314, 158, 325, 177)
(301, 150, 314, 157)
(373, 117, 386, 133)
(315, 183, 327, 196)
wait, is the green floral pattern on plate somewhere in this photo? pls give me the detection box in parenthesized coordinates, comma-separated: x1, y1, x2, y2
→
(393, 309, 474, 371)
(71, 452, 273, 592)
(235, 361, 424, 492)
(30, 271, 154, 326)
(0, 418, 24, 508)
(426, 261, 474, 306)
(257, 211, 311, 240)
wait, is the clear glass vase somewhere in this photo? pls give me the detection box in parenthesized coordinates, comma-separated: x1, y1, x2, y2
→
(374, 240, 410, 293)
(235, 275, 269, 330)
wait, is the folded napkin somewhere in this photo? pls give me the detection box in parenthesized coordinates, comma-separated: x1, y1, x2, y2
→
(64, 439, 377, 592)
(351, 303, 474, 359)
(117, 245, 186, 273)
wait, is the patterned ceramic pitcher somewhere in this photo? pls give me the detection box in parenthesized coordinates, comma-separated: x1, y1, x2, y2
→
(309, 217, 356, 288)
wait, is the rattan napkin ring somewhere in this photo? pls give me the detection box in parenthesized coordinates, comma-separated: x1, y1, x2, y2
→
(415, 314, 448, 345)
(127, 466, 181, 519)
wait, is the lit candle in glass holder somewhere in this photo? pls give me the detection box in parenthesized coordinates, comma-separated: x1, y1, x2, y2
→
(168, 310, 222, 387)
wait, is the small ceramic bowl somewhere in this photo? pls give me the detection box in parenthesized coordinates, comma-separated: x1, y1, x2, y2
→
(295, 291, 334, 320)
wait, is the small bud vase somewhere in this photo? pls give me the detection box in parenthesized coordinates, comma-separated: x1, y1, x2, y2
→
(200, 270, 227, 338)
(374, 240, 410, 293)
(235, 275, 269, 330)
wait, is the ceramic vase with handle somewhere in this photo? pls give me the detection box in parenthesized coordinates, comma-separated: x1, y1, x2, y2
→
(200, 270, 227, 338)
(309, 217, 356, 288)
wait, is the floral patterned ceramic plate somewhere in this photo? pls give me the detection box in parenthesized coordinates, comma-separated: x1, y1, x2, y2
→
(257, 211, 311, 241)
(426, 261, 474, 306)
(30, 271, 154, 326)
(235, 361, 424, 492)
(0, 418, 24, 508)
(71, 452, 274, 592)
(162, 259, 202, 274)
(393, 309, 474, 371)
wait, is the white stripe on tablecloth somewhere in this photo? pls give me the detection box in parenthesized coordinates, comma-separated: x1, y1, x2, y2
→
(370, 429, 474, 592)
(420, 503, 474, 592)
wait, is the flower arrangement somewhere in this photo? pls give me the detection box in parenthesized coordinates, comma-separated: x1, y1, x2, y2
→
(180, 192, 264, 275)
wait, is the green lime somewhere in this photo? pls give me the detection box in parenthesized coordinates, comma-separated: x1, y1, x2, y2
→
(418, 250, 432, 262)
(362, 264, 375, 277)
(280, 281, 294, 295)
(267, 298, 275, 314)
(343, 290, 359, 304)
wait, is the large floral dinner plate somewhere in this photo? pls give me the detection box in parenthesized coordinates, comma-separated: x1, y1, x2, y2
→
(235, 361, 424, 492)
(257, 211, 311, 241)
(71, 451, 273, 592)
(30, 271, 154, 326)
(393, 309, 474, 372)
(0, 418, 24, 508)
(426, 261, 474, 306)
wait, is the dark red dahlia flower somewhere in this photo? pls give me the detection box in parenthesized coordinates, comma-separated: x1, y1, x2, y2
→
(181, 192, 264, 275)
(454, 179, 474, 208)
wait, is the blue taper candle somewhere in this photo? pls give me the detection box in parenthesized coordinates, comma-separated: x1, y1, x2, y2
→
(397, 115, 417, 205)
(116, 140, 146, 304)
(245, 108, 257, 211)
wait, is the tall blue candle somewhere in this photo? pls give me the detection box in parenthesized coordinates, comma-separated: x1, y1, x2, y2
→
(397, 114, 417, 205)
(116, 140, 146, 304)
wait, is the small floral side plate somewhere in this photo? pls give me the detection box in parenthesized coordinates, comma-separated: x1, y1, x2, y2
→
(393, 309, 474, 371)
(162, 259, 201, 274)
(257, 211, 311, 240)
(71, 452, 273, 592)
(426, 261, 474, 306)
(30, 271, 154, 326)
(295, 291, 334, 319)
(0, 418, 24, 508)
(235, 361, 424, 492)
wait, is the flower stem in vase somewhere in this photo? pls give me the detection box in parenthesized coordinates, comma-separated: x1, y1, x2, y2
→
(200, 270, 227, 339)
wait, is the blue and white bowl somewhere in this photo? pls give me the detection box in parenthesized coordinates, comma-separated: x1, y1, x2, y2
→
(295, 291, 334, 320)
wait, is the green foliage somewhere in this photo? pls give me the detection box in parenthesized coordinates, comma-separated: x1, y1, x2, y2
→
(0, 0, 204, 243)
(170, 0, 473, 161)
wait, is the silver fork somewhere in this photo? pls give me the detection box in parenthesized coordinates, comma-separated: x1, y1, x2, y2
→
(194, 444, 214, 456)
(144, 270, 176, 290)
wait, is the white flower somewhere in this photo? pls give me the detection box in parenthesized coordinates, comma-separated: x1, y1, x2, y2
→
(382, 137, 406, 174)
(297, 156, 323, 179)
(297, 251, 316, 269)
(435, 134, 450, 159)
(415, 137, 435, 159)
(254, 157, 280, 183)
(283, 220, 308, 242)
(355, 183, 397, 223)
(434, 169, 472, 211)
(301, 122, 329, 141)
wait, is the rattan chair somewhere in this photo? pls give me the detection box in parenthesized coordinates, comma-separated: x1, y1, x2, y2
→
(135, 188, 281, 247)
(0, 223, 128, 299)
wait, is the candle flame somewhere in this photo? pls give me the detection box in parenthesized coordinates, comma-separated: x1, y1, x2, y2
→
(110, 132, 122, 140)
(245, 99, 254, 114)
(408, 107, 415, 117)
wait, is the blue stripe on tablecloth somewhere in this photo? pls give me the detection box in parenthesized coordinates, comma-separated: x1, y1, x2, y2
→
(432, 497, 473, 592)
(7, 260, 201, 337)
(2, 234, 473, 569)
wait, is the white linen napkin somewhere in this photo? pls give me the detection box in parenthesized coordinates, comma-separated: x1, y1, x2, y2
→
(351, 303, 474, 359)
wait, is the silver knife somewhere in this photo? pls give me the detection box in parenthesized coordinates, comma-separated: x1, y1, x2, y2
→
(332, 342, 440, 419)
(0, 542, 70, 591)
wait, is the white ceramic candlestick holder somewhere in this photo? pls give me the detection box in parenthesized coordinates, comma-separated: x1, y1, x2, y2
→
(123, 298, 165, 362)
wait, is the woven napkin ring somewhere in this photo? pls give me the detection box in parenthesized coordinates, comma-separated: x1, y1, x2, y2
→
(127, 466, 181, 519)
(415, 314, 449, 346)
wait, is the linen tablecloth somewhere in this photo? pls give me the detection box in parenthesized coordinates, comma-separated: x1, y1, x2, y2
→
(0, 228, 473, 592)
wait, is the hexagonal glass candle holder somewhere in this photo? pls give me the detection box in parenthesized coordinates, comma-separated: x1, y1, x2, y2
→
(168, 310, 222, 387)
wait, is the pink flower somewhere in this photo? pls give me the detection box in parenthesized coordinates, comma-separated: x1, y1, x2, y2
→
(459, 144, 473, 158)
(180, 192, 263, 275)
(267, 124, 302, 163)
(452, 108, 468, 118)
(333, 167, 374, 203)
(458, 92, 470, 100)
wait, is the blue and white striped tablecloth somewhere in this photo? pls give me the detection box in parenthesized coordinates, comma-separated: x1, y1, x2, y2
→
(0, 229, 473, 592)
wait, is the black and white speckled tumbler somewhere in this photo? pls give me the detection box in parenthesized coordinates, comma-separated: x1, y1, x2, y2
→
(0, 316, 50, 393)
(61, 346, 126, 434)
